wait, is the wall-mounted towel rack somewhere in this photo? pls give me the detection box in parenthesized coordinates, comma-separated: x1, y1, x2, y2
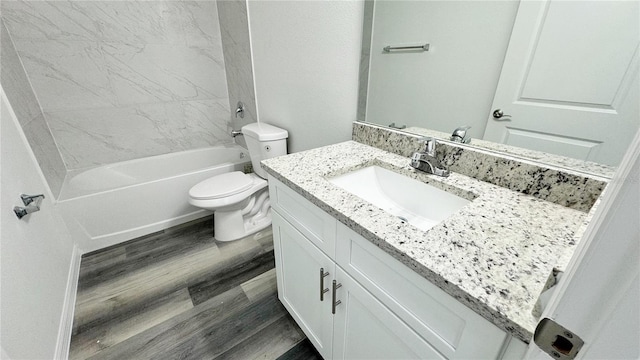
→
(383, 43, 429, 52)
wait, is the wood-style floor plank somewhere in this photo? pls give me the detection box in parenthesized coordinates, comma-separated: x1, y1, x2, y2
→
(165, 294, 288, 359)
(70, 217, 320, 359)
(78, 219, 215, 290)
(87, 286, 253, 360)
(188, 250, 275, 306)
(70, 289, 193, 359)
(241, 268, 277, 302)
(74, 242, 222, 330)
(276, 339, 323, 360)
(214, 313, 306, 360)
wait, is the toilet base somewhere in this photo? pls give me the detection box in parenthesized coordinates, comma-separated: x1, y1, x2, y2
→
(213, 188, 272, 242)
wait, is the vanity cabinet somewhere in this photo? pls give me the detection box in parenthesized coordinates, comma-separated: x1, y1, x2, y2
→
(269, 176, 527, 359)
(272, 211, 335, 358)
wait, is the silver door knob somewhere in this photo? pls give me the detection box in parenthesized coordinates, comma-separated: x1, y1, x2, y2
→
(492, 109, 511, 119)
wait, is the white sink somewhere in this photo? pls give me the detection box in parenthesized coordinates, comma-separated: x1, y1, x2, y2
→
(328, 166, 471, 231)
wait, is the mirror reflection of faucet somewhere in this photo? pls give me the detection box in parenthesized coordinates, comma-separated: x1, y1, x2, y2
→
(450, 126, 471, 144)
(388, 122, 407, 129)
(409, 137, 450, 177)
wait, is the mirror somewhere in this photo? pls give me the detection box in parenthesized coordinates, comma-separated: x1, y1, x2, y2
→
(358, 0, 639, 174)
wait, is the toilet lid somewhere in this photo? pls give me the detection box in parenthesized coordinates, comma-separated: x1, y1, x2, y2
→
(189, 172, 253, 200)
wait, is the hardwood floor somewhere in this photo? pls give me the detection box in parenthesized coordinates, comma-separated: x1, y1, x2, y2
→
(70, 217, 322, 360)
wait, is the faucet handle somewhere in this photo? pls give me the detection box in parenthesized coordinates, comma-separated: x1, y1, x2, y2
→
(451, 126, 471, 143)
(417, 137, 436, 155)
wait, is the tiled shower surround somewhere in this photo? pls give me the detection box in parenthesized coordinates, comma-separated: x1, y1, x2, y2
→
(1, 0, 254, 175)
(1, 20, 68, 196)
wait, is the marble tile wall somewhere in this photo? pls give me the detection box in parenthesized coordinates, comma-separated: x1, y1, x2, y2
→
(1, 1, 233, 170)
(352, 122, 608, 212)
(218, 0, 257, 131)
(1, 20, 67, 197)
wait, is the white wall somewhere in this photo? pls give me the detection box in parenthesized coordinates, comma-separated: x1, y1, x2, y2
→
(0, 89, 78, 359)
(365, 1, 519, 139)
(247, 0, 364, 153)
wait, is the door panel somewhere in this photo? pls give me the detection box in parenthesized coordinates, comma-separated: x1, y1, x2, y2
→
(272, 211, 334, 359)
(332, 267, 444, 360)
(484, 0, 640, 166)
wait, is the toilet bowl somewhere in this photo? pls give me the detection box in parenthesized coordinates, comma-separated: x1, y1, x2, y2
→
(188, 122, 288, 241)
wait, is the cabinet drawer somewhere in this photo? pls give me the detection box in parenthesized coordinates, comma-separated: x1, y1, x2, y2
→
(336, 223, 509, 359)
(268, 176, 336, 257)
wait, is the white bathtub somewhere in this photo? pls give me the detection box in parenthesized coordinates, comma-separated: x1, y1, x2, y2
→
(58, 145, 250, 252)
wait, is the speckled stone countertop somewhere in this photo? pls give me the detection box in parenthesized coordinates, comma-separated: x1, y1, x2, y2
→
(360, 122, 616, 179)
(262, 141, 592, 344)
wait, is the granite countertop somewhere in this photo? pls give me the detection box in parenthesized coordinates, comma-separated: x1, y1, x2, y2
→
(399, 124, 616, 178)
(261, 141, 590, 344)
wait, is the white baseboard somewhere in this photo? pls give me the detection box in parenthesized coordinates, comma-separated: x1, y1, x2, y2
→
(55, 245, 82, 360)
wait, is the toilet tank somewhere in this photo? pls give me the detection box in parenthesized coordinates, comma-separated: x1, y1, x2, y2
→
(241, 123, 288, 178)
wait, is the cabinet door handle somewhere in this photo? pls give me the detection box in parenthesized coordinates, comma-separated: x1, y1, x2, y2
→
(320, 268, 330, 301)
(332, 280, 342, 314)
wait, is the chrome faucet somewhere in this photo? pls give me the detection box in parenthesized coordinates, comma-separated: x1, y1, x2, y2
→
(410, 137, 450, 177)
(450, 126, 471, 144)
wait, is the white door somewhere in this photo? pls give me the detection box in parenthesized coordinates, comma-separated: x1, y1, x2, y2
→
(271, 211, 335, 359)
(331, 267, 444, 360)
(526, 130, 640, 359)
(483, 0, 640, 166)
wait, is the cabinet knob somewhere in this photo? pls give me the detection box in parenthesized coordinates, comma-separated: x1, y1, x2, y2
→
(332, 280, 342, 314)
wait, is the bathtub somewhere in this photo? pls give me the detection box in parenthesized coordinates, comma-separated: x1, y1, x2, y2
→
(58, 145, 250, 252)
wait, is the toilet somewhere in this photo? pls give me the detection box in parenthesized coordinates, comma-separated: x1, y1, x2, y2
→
(188, 123, 288, 241)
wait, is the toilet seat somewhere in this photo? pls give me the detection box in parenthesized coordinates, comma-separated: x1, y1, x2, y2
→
(188, 172, 268, 210)
(189, 171, 253, 200)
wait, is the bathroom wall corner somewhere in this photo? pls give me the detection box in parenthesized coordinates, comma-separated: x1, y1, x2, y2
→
(0, 18, 67, 198)
(218, 0, 257, 131)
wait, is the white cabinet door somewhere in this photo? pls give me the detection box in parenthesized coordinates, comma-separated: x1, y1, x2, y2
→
(483, 0, 639, 166)
(335, 223, 511, 359)
(332, 267, 445, 360)
(272, 211, 335, 359)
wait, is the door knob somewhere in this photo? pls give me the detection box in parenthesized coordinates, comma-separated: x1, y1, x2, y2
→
(492, 109, 511, 120)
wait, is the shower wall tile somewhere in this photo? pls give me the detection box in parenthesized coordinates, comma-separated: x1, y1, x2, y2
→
(218, 0, 257, 129)
(181, 1, 224, 47)
(0, 20, 42, 126)
(2, 0, 232, 170)
(0, 1, 99, 42)
(22, 114, 68, 195)
(1, 19, 67, 197)
(101, 42, 228, 106)
(46, 100, 233, 169)
(12, 39, 117, 112)
(2, 1, 187, 44)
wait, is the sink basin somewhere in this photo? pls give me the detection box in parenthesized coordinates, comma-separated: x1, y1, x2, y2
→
(328, 166, 471, 231)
